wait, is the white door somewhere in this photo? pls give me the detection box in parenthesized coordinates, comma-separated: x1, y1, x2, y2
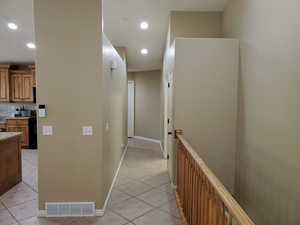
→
(128, 81, 135, 137)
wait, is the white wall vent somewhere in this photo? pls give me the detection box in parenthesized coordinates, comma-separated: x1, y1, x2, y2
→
(45, 202, 95, 217)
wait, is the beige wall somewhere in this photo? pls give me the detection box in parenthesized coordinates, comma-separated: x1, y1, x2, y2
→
(34, 0, 127, 210)
(170, 11, 223, 43)
(127, 72, 135, 81)
(224, 0, 300, 224)
(34, 0, 104, 209)
(162, 11, 226, 164)
(115, 47, 127, 63)
(172, 38, 239, 192)
(102, 36, 128, 199)
(129, 70, 161, 140)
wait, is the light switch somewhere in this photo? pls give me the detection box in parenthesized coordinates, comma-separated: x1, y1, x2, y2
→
(43, 126, 53, 136)
(105, 122, 109, 131)
(82, 126, 93, 136)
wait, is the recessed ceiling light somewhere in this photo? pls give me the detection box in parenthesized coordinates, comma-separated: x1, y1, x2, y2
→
(141, 48, 148, 55)
(7, 23, 18, 30)
(26, 42, 36, 49)
(140, 21, 149, 30)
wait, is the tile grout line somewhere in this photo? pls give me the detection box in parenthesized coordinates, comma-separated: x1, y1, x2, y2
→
(112, 141, 180, 224)
(0, 150, 37, 225)
(0, 198, 21, 225)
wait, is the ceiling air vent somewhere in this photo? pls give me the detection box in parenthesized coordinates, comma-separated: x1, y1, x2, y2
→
(46, 202, 95, 217)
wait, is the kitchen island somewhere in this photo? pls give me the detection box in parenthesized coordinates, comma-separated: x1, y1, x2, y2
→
(0, 132, 22, 195)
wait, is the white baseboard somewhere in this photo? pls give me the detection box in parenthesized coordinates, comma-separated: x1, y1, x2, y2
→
(98, 144, 128, 216)
(160, 142, 167, 159)
(37, 144, 129, 218)
(134, 136, 166, 158)
(95, 209, 105, 217)
(133, 136, 161, 143)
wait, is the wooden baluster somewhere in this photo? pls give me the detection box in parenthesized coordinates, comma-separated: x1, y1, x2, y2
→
(224, 207, 230, 225)
(189, 155, 193, 224)
(182, 148, 184, 201)
(188, 157, 192, 225)
(183, 150, 187, 215)
(200, 171, 205, 225)
(192, 161, 197, 225)
(177, 143, 179, 197)
(181, 146, 184, 202)
(208, 186, 213, 225)
(186, 153, 189, 223)
(208, 183, 213, 225)
(193, 160, 199, 225)
(175, 133, 255, 225)
(219, 203, 225, 225)
(197, 170, 202, 225)
(211, 193, 218, 225)
(200, 172, 206, 225)
(182, 148, 185, 212)
(188, 156, 192, 224)
(216, 199, 223, 225)
(205, 179, 210, 225)
(228, 215, 233, 225)
(178, 144, 182, 200)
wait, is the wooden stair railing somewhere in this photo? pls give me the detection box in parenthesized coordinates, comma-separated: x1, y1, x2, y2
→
(175, 130, 255, 225)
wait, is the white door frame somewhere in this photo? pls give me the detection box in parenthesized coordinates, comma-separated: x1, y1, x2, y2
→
(166, 73, 174, 180)
(164, 72, 174, 157)
(163, 76, 169, 159)
(128, 81, 135, 137)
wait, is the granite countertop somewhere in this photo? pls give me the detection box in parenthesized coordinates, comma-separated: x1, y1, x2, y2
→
(6, 117, 31, 120)
(0, 132, 22, 141)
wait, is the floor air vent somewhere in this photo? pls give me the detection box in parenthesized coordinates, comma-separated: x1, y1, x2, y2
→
(46, 202, 95, 217)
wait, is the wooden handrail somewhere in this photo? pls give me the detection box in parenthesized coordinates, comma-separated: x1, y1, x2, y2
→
(175, 131, 255, 225)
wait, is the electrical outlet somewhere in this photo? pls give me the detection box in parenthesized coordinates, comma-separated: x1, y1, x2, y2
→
(82, 126, 93, 136)
(43, 126, 53, 136)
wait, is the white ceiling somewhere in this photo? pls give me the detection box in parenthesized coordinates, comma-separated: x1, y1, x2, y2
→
(0, 0, 226, 70)
(0, 0, 35, 64)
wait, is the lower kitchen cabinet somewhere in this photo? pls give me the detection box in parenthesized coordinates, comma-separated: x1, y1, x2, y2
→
(6, 119, 29, 147)
(0, 123, 7, 131)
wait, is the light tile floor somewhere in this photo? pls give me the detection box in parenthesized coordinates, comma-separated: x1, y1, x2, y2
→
(0, 138, 181, 225)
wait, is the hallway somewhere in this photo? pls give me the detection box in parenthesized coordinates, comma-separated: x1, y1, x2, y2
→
(0, 138, 181, 225)
(108, 138, 180, 225)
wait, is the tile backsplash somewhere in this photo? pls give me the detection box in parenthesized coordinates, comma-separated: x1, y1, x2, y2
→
(0, 103, 36, 121)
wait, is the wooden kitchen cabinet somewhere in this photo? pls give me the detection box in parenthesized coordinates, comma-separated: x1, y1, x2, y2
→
(10, 71, 33, 102)
(6, 119, 29, 147)
(28, 65, 36, 87)
(0, 123, 7, 131)
(0, 133, 22, 195)
(0, 65, 10, 102)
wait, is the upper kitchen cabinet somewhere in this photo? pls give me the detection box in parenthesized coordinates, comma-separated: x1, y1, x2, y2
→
(10, 71, 34, 102)
(28, 65, 36, 87)
(0, 65, 10, 102)
(0, 64, 36, 103)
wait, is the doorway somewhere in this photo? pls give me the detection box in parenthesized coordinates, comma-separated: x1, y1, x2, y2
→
(128, 80, 135, 137)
